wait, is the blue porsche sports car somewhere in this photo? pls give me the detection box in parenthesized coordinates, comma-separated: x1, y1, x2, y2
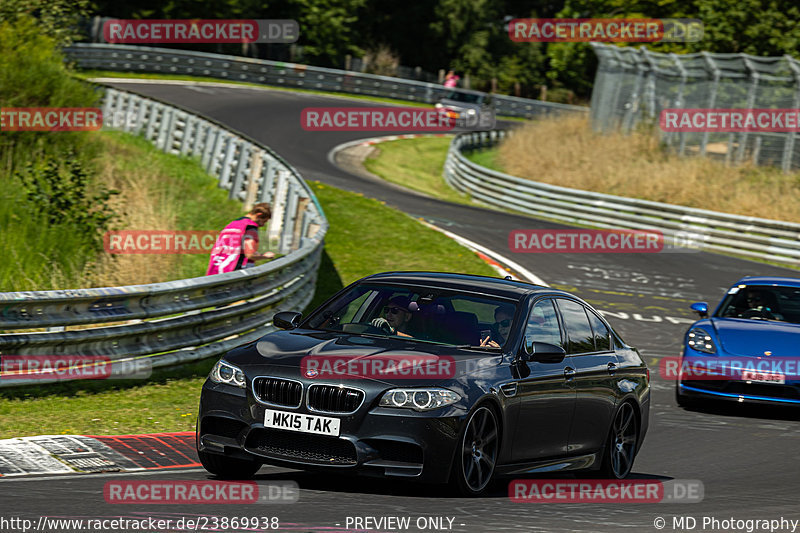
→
(676, 276, 800, 407)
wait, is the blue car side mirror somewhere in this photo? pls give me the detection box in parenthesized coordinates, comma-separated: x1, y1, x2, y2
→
(690, 302, 708, 318)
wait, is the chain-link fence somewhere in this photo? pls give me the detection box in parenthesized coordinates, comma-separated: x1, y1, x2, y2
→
(590, 43, 800, 172)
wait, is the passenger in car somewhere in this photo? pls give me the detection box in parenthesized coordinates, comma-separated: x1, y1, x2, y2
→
(480, 304, 515, 348)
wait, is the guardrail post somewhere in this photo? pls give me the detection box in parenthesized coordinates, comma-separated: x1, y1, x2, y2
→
(163, 110, 180, 154)
(269, 170, 290, 252)
(229, 142, 251, 200)
(202, 127, 218, 169)
(244, 149, 264, 211)
(281, 186, 300, 253)
(192, 122, 206, 157)
(259, 157, 277, 203)
(145, 103, 160, 141)
(180, 115, 195, 155)
(208, 131, 227, 176)
(291, 197, 311, 250)
(219, 137, 237, 189)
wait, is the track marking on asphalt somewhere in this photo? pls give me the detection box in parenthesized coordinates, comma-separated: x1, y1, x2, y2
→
(0, 467, 208, 483)
(416, 219, 548, 286)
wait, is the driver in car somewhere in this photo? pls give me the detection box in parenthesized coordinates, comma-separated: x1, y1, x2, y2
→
(742, 290, 785, 320)
(371, 296, 413, 337)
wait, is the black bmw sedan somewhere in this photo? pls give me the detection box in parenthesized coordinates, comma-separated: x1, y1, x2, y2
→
(197, 272, 650, 495)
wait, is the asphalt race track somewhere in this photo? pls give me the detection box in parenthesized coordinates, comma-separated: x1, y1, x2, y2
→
(3, 81, 799, 533)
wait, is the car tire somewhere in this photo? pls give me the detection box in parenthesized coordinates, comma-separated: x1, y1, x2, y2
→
(599, 402, 639, 479)
(198, 450, 262, 479)
(450, 405, 499, 497)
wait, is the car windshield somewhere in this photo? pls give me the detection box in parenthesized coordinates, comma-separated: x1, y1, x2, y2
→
(442, 90, 484, 104)
(305, 283, 517, 348)
(715, 284, 800, 324)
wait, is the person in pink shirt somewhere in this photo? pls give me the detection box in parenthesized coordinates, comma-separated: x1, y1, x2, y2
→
(206, 203, 275, 275)
(444, 70, 460, 88)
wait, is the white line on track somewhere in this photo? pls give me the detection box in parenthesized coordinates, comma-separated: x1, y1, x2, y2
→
(0, 467, 208, 483)
(416, 220, 548, 286)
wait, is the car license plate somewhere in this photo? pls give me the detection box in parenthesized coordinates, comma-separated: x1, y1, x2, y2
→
(741, 370, 785, 384)
(264, 409, 340, 436)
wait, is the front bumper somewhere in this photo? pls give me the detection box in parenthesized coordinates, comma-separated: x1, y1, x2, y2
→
(678, 380, 800, 406)
(197, 380, 468, 483)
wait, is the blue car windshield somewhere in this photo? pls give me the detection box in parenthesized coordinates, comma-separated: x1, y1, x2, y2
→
(305, 284, 517, 348)
(716, 284, 800, 324)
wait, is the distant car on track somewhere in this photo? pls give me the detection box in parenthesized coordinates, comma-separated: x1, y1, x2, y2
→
(677, 276, 800, 407)
(197, 272, 650, 495)
(435, 89, 495, 129)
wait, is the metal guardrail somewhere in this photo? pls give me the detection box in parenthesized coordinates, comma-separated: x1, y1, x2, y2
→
(64, 43, 587, 119)
(0, 88, 328, 386)
(445, 130, 800, 267)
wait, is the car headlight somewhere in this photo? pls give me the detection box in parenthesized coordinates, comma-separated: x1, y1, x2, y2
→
(687, 328, 716, 354)
(465, 109, 477, 116)
(209, 359, 246, 388)
(379, 388, 460, 411)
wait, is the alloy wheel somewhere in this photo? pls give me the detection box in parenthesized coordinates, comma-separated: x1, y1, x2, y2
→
(460, 406, 498, 493)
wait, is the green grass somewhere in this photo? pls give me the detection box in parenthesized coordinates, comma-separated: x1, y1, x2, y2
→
(363, 137, 473, 205)
(309, 180, 495, 284)
(464, 147, 503, 172)
(75, 70, 435, 109)
(0, 360, 214, 438)
(0, 181, 497, 438)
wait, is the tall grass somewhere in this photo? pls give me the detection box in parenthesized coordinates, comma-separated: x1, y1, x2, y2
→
(86, 132, 245, 288)
(497, 116, 800, 222)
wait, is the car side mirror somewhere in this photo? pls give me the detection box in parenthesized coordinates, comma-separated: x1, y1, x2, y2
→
(690, 302, 708, 318)
(522, 341, 566, 364)
(273, 311, 302, 330)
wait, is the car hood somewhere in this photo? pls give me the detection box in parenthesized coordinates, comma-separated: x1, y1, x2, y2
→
(711, 318, 800, 356)
(244, 329, 498, 386)
(438, 99, 481, 111)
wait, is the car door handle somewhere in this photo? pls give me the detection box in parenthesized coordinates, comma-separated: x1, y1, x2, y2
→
(607, 362, 617, 375)
(564, 367, 576, 380)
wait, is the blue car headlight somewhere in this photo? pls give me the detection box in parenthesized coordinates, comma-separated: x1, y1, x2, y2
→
(687, 328, 716, 354)
(209, 359, 246, 388)
(379, 388, 460, 411)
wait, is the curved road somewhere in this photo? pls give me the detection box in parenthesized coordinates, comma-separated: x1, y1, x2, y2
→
(3, 81, 799, 533)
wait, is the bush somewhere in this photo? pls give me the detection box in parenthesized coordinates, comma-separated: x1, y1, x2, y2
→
(362, 44, 400, 77)
(15, 155, 119, 252)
